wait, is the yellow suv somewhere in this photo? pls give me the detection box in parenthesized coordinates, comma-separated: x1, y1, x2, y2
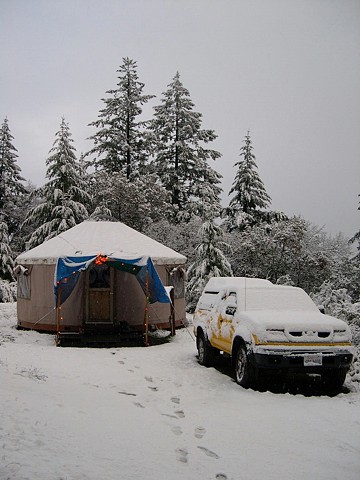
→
(193, 277, 353, 389)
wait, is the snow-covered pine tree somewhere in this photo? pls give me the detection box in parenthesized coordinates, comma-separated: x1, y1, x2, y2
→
(350, 194, 360, 259)
(23, 118, 90, 248)
(348, 194, 360, 303)
(88, 57, 155, 179)
(225, 131, 271, 231)
(186, 220, 233, 311)
(0, 218, 14, 281)
(0, 117, 27, 238)
(150, 72, 222, 222)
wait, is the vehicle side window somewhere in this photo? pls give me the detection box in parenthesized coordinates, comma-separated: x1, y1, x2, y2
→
(198, 291, 219, 310)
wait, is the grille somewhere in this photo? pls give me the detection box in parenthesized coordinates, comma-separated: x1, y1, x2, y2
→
(288, 331, 331, 338)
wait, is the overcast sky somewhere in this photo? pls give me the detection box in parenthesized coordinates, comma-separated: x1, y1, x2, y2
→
(1, 0, 359, 237)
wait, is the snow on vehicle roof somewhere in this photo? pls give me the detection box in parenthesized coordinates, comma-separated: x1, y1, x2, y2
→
(201, 279, 319, 312)
(240, 285, 318, 312)
(16, 221, 187, 266)
(204, 277, 273, 291)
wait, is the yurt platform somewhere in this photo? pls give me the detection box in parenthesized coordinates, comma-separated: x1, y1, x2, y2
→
(57, 331, 145, 348)
(56, 329, 172, 348)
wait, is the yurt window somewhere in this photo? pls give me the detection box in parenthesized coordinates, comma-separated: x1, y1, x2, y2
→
(168, 267, 185, 299)
(14, 265, 31, 299)
(88, 263, 110, 289)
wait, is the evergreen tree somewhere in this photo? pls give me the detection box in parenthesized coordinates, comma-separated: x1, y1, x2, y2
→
(225, 131, 271, 231)
(350, 194, 360, 259)
(23, 118, 90, 248)
(0, 117, 27, 237)
(186, 220, 233, 311)
(0, 218, 14, 281)
(13, 181, 37, 254)
(150, 72, 222, 222)
(88, 57, 154, 179)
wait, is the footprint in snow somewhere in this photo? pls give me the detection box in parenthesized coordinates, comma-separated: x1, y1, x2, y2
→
(145, 376, 153, 382)
(194, 426, 206, 439)
(133, 402, 145, 408)
(171, 426, 182, 436)
(171, 396, 180, 404)
(175, 410, 185, 418)
(118, 360, 125, 365)
(118, 391, 137, 397)
(161, 413, 178, 419)
(0, 463, 21, 477)
(197, 446, 220, 459)
(215, 474, 228, 480)
(148, 386, 158, 392)
(175, 448, 188, 463)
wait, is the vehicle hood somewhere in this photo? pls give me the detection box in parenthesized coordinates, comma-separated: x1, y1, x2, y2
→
(237, 310, 351, 343)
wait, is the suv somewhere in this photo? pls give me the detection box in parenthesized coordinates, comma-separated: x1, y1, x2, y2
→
(193, 277, 353, 389)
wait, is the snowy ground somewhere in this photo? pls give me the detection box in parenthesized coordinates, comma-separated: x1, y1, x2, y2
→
(1, 303, 360, 480)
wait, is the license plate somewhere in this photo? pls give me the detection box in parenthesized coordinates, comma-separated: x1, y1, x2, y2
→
(304, 354, 323, 366)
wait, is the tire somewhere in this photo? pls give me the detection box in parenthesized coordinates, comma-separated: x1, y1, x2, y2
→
(197, 332, 214, 367)
(234, 344, 255, 388)
(321, 369, 347, 390)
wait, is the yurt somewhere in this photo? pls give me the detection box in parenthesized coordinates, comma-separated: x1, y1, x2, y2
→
(15, 221, 187, 346)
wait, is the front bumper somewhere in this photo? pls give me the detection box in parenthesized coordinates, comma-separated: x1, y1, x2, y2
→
(250, 349, 353, 373)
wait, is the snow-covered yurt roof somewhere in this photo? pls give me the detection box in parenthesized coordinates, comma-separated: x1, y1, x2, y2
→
(16, 221, 187, 266)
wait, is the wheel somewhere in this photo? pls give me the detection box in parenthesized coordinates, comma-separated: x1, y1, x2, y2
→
(234, 344, 255, 388)
(321, 369, 347, 390)
(197, 332, 214, 367)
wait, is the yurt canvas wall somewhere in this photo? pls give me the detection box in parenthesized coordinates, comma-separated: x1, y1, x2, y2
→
(15, 221, 187, 333)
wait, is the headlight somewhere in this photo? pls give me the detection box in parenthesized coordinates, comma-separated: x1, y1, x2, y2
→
(333, 328, 352, 343)
(253, 328, 287, 344)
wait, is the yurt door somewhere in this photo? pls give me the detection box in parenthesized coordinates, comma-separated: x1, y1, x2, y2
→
(85, 263, 114, 324)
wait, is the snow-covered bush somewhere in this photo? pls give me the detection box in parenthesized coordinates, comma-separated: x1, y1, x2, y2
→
(312, 283, 360, 390)
(276, 274, 295, 286)
(148, 217, 202, 265)
(348, 324, 360, 391)
(227, 217, 355, 296)
(311, 281, 360, 327)
(89, 171, 171, 232)
(0, 280, 16, 302)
